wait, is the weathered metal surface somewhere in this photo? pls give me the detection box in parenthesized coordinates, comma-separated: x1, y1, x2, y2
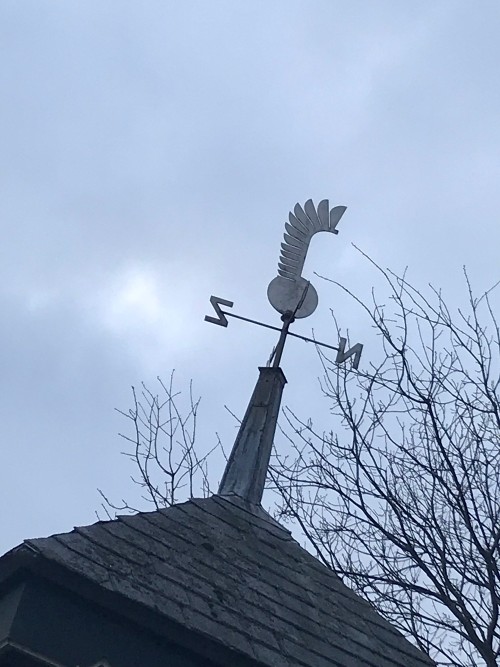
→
(218, 366, 287, 504)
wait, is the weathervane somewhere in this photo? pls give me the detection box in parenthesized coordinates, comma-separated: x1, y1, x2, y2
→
(205, 199, 363, 369)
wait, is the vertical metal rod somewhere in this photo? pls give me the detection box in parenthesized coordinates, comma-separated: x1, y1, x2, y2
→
(269, 281, 311, 368)
(271, 311, 295, 368)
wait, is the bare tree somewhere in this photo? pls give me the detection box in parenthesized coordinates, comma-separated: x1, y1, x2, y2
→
(98, 372, 224, 517)
(270, 254, 500, 667)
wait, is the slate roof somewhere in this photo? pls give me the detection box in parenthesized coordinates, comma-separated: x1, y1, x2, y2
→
(10, 494, 434, 667)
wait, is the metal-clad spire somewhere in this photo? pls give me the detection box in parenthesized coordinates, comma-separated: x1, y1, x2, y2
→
(218, 366, 286, 505)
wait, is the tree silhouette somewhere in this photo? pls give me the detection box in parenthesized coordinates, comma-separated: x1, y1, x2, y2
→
(271, 256, 500, 666)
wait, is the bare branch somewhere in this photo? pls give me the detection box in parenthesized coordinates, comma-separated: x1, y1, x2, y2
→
(272, 258, 500, 667)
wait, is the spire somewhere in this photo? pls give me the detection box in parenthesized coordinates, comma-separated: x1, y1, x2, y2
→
(218, 366, 286, 505)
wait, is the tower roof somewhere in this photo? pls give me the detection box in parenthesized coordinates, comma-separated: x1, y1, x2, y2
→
(3, 494, 434, 667)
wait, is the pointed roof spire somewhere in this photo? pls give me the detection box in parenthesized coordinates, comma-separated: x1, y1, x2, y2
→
(218, 366, 286, 505)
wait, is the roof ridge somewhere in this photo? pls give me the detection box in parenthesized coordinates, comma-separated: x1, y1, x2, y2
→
(209, 494, 293, 539)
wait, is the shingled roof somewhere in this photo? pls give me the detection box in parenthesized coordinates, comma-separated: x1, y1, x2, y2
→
(10, 493, 434, 667)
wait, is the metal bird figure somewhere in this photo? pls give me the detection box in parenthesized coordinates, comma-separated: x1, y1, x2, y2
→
(267, 199, 346, 318)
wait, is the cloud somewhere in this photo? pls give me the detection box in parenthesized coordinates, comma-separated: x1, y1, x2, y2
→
(88, 263, 202, 370)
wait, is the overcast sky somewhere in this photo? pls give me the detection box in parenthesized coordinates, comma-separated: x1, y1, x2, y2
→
(1, 1, 500, 555)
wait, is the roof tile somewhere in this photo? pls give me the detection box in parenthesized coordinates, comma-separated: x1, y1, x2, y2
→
(23, 495, 434, 667)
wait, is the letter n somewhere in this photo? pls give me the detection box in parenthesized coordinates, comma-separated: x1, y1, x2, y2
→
(335, 337, 363, 370)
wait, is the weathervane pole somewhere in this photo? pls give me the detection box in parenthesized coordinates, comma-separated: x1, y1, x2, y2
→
(270, 311, 294, 368)
(269, 280, 310, 368)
